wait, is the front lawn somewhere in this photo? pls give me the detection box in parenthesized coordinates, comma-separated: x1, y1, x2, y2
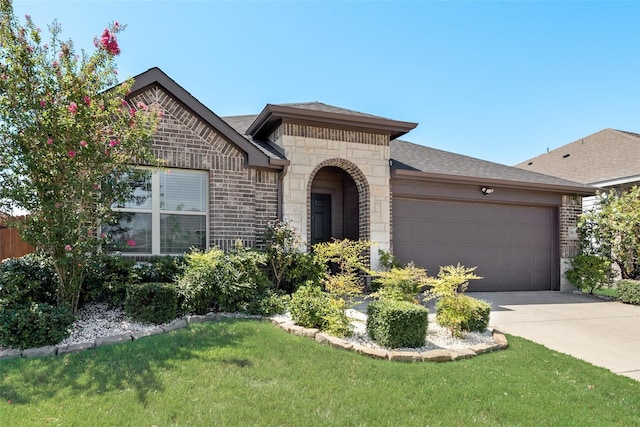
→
(1, 320, 638, 426)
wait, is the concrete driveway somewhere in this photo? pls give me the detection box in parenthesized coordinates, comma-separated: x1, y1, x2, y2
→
(468, 291, 640, 381)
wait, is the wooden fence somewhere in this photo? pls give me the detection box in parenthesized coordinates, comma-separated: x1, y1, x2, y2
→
(0, 218, 35, 261)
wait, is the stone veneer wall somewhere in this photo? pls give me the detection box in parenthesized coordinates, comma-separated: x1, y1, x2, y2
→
(560, 194, 583, 291)
(132, 87, 279, 250)
(278, 120, 391, 269)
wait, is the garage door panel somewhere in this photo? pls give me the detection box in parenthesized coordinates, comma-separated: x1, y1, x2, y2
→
(393, 198, 555, 291)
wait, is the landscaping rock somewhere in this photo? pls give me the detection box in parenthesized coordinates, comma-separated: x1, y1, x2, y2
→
(282, 323, 305, 335)
(299, 328, 319, 339)
(492, 330, 509, 349)
(131, 327, 165, 340)
(327, 336, 353, 351)
(57, 342, 95, 355)
(95, 333, 133, 347)
(468, 342, 501, 354)
(451, 348, 476, 360)
(0, 349, 22, 359)
(23, 346, 58, 358)
(388, 350, 422, 362)
(161, 318, 188, 332)
(315, 332, 332, 345)
(187, 315, 210, 323)
(421, 349, 454, 362)
(270, 317, 287, 326)
(353, 344, 388, 359)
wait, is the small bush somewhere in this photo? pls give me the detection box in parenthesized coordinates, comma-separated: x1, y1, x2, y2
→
(289, 284, 332, 330)
(246, 290, 290, 316)
(130, 255, 186, 284)
(436, 295, 491, 337)
(322, 298, 352, 338)
(175, 246, 265, 315)
(424, 263, 482, 301)
(565, 254, 611, 294)
(0, 253, 58, 307)
(371, 262, 428, 303)
(125, 282, 178, 324)
(367, 299, 428, 348)
(616, 280, 640, 305)
(81, 253, 137, 307)
(0, 303, 74, 349)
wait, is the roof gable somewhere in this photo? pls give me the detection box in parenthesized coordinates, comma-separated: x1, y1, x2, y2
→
(515, 128, 640, 185)
(128, 68, 274, 168)
(246, 102, 418, 140)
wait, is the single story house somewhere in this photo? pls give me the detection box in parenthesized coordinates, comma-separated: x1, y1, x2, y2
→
(515, 128, 640, 211)
(115, 67, 594, 292)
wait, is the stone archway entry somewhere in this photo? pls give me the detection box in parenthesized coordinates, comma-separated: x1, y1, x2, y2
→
(308, 161, 369, 245)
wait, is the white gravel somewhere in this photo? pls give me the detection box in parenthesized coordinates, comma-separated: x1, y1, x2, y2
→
(273, 308, 496, 351)
(2, 304, 495, 352)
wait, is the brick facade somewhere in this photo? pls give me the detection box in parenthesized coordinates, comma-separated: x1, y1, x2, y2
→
(132, 86, 279, 250)
(559, 194, 583, 291)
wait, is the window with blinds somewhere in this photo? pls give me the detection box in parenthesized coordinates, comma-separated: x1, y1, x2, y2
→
(106, 168, 208, 255)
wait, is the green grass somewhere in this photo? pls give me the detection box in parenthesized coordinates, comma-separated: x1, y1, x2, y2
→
(1, 320, 638, 426)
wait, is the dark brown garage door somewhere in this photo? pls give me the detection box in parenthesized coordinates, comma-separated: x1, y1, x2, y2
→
(392, 198, 557, 291)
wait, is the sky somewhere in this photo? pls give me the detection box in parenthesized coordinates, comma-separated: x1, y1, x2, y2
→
(11, 0, 640, 166)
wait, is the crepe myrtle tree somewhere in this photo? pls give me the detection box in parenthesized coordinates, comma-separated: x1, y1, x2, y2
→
(0, 1, 161, 313)
(578, 186, 640, 280)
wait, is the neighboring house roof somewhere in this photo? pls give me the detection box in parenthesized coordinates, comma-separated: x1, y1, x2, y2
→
(391, 140, 595, 194)
(514, 128, 640, 186)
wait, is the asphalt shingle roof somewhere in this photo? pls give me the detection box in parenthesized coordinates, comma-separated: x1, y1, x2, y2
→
(391, 139, 590, 189)
(515, 128, 640, 185)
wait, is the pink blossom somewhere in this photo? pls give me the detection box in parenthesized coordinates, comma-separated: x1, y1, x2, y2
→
(136, 101, 148, 111)
(52, 61, 59, 67)
(158, 109, 164, 118)
(109, 140, 116, 147)
(95, 28, 120, 55)
(47, 137, 53, 145)
(68, 102, 78, 114)
(83, 95, 91, 106)
(80, 140, 87, 147)
(64, 244, 72, 251)
(55, 202, 62, 208)
(68, 150, 76, 158)
(129, 108, 136, 117)
(39, 100, 46, 107)
(127, 239, 136, 247)
(121, 99, 128, 107)
(101, 232, 106, 239)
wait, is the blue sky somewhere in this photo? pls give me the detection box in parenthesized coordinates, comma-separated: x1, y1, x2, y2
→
(12, 0, 640, 166)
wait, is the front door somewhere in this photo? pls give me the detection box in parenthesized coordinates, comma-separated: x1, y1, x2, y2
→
(311, 193, 331, 245)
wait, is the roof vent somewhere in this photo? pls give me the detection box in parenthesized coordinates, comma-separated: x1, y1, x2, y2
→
(562, 154, 570, 158)
(528, 162, 533, 166)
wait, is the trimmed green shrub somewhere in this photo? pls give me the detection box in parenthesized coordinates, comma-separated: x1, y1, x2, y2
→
(246, 290, 290, 316)
(176, 246, 267, 315)
(436, 295, 491, 337)
(125, 282, 178, 324)
(0, 303, 74, 349)
(366, 299, 428, 348)
(371, 262, 428, 303)
(81, 253, 137, 307)
(565, 254, 612, 294)
(0, 253, 58, 307)
(617, 280, 640, 305)
(289, 284, 332, 329)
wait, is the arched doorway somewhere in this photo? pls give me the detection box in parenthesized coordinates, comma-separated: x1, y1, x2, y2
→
(307, 159, 369, 246)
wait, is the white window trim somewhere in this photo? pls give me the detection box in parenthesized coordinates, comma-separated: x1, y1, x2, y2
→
(112, 167, 209, 256)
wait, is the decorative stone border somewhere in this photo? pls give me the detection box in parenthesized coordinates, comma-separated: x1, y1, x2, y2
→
(0, 313, 262, 360)
(0, 313, 508, 362)
(270, 317, 509, 362)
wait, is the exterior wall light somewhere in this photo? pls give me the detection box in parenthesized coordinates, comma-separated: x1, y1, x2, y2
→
(481, 187, 494, 196)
